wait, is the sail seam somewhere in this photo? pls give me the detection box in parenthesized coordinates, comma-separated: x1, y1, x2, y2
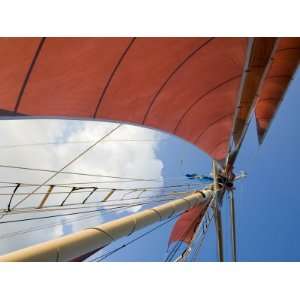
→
(93, 38, 136, 118)
(174, 75, 241, 133)
(210, 139, 229, 157)
(14, 37, 46, 113)
(142, 37, 215, 124)
(194, 113, 234, 144)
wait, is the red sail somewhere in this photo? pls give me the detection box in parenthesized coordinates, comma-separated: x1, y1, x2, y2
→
(168, 202, 209, 246)
(0, 37, 248, 161)
(0, 37, 297, 159)
(255, 38, 300, 144)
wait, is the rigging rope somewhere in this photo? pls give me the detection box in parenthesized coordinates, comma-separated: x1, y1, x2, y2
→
(0, 180, 205, 193)
(0, 198, 180, 224)
(0, 189, 196, 214)
(0, 193, 182, 216)
(0, 138, 170, 150)
(0, 188, 192, 200)
(9, 124, 122, 210)
(176, 198, 215, 262)
(188, 208, 214, 261)
(164, 213, 203, 262)
(0, 164, 165, 182)
(165, 197, 214, 262)
(0, 164, 194, 183)
(0, 211, 104, 240)
(90, 212, 184, 262)
(0, 200, 179, 241)
(0, 197, 174, 215)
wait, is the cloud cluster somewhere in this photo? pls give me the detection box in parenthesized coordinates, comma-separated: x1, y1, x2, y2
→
(0, 119, 164, 254)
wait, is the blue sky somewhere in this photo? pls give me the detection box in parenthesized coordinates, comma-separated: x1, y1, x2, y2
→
(97, 68, 300, 262)
(231, 68, 300, 261)
(0, 69, 299, 261)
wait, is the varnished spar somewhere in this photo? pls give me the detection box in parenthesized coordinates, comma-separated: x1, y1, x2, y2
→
(0, 189, 213, 262)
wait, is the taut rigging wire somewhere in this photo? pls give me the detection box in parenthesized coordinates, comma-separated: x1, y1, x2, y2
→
(175, 198, 215, 262)
(0, 197, 180, 224)
(0, 164, 194, 183)
(0, 138, 170, 150)
(0, 189, 196, 215)
(10, 123, 123, 209)
(0, 184, 204, 199)
(0, 193, 181, 216)
(164, 214, 202, 262)
(0, 198, 176, 216)
(0, 189, 188, 197)
(188, 208, 214, 261)
(0, 211, 104, 240)
(90, 212, 185, 262)
(0, 200, 180, 241)
(0, 164, 163, 181)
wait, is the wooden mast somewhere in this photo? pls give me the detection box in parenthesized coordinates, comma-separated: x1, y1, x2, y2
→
(229, 190, 237, 261)
(0, 189, 213, 262)
(212, 160, 224, 262)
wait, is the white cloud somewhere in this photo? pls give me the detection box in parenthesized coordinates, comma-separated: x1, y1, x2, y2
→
(0, 119, 164, 255)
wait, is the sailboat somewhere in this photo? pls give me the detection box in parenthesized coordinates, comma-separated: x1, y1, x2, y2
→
(0, 37, 299, 261)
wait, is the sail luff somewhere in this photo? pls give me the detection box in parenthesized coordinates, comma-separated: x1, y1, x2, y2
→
(232, 38, 278, 148)
(226, 39, 278, 172)
(0, 190, 213, 262)
(255, 38, 300, 144)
